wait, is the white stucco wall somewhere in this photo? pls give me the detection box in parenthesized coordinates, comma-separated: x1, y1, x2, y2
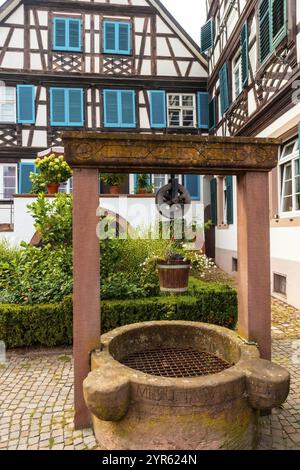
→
(0, 196, 204, 246)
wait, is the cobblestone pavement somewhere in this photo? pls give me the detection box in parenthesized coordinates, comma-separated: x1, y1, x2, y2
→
(0, 297, 299, 450)
(258, 298, 300, 450)
(0, 349, 97, 450)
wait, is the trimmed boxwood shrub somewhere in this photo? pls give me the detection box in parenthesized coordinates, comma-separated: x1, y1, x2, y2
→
(0, 284, 237, 348)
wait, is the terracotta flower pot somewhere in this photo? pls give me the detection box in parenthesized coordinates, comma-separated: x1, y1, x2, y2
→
(47, 183, 60, 195)
(109, 186, 121, 194)
(138, 188, 147, 194)
(158, 259, 191, 294)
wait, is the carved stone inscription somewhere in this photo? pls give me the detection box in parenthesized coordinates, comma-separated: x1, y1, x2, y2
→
(63, 132, 279, 175)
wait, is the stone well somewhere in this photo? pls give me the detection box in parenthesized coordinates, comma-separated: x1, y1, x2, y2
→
(83, 321, 290, 450)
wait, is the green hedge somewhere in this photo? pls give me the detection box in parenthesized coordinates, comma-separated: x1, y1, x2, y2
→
(0, 283, 237, 348)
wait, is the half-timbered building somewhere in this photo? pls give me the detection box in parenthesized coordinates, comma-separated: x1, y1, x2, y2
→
(202, 0, 300, 308)
(0, 0, 208, 207)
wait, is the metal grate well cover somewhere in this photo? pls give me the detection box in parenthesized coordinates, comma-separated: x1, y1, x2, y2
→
(120, 348, 232, 378)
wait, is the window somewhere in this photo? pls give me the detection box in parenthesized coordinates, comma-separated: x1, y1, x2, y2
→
(0, 86, 16, 123)
(133, 175, 183, 194)
(273, 273, 287, 296)
(103, 21, 131, 55)
(153, 174, 168, 193)
(233, 54, 242, 100)
(103, 90, 136, 128)
(59, 177, 73, 194)
(0, 165, 17, 200)
(279, 139, 300, 214)
(167, 94, 196, 128)
(53, 17, 81, 52)
(259, 0, 287, 64)
(50, 88, 84, 127)
(232, 258, 238, 272)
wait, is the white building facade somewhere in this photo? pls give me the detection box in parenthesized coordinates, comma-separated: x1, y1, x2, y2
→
(0, 0, 208, 237)
(202, 0, 300, 308)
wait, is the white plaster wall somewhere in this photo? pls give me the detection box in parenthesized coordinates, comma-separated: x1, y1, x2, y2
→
(270, 227, 300, 263)
(0, 197, 204, 246)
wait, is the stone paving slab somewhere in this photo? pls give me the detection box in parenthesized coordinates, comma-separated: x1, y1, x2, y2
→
(0, 297, 299, 450)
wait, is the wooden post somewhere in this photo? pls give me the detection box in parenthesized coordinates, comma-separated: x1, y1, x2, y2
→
(73, 168, 100, 429)
(237, 172, 271, 360)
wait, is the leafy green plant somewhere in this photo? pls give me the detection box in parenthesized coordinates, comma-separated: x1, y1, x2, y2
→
(101, 273, 146, 300)
(27, 193, 72, 245)
(29, 172, 47, 194)
(100, 173, 125, 187)
(0, 243, 72, 304)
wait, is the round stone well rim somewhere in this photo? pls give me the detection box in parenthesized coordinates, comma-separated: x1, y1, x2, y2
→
(92, 320, 260, 386)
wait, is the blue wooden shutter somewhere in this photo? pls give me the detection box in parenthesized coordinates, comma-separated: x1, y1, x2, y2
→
(201, 18, 214, 53)
(184, 175, 200, 201)
(241, 22, 249, 88)
(209, 97, 216, 130)
(272, 0, 287, 48)
(226, 176, 234, 225)
(197, 92, 209, 129)
(210, 178, 217, 226)
(68, 19, 81, 51)
(17, 85, 35, 124)
(118, 23, 131, 54)
(149, 91, 166, 128)
(50, 88, 66, 125)
(120, 91, 135, 127)
(259, 0, 271, 63)
(219, 63, 229, 115)
(19, 162, 36, 194)
(53, 18, 67, 50)
(103, 22, 116, 52)
(103, 90, 119, 127)
(68, 89, 83, 126)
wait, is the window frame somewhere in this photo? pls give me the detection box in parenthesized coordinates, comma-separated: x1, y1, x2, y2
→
(0, 164, 17, 200)
(53, 17, 82, 52)
(0, 86, 16, 124)
(167, 93, 196, 129)
(103, 21, 131, 55)
(232, 52, 242, 101)
(279, 138, 300, 217)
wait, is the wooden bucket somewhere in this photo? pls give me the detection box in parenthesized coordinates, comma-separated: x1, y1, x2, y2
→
(158, 261, 191, 293)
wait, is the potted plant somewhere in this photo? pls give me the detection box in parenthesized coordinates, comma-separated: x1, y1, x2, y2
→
(35, 154, 73, 195)
(136, 174, 153, 194)
(157, 250, 191, 294)
(101, 173, 125, 194)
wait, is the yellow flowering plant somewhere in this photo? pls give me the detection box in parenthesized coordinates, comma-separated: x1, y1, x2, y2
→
(35, 154, 73, 185)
